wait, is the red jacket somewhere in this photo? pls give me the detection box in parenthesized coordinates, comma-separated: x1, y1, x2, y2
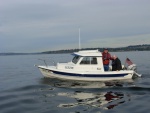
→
(102, 52, 111, 65)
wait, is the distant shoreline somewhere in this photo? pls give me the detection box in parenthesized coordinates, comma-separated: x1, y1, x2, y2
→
(0, 44, 150, 56)
(41, 44, 150, 54)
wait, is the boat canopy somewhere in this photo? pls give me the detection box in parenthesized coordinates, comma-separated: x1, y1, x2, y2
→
(72, 49, 102, 57)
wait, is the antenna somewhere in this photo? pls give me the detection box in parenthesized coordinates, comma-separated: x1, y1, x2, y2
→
(79, 28, 81, 49)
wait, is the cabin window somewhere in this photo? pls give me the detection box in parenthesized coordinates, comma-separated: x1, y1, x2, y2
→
(80, 57, 97, 65)
(91, 57, 97, 64)
(72, 56, 81, 64)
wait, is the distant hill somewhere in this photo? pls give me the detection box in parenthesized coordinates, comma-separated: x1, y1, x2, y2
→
(0, 53, 39, 56)
(42, 44, 150, 54)
(0, 44, 150, 56)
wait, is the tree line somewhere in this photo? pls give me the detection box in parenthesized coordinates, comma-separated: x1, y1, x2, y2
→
(42, 44, 150, 54)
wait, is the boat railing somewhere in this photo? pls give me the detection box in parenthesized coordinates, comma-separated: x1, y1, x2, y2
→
(38, 59, 56, 67)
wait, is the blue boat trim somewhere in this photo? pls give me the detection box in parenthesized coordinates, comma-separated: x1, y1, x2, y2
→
(39, 67, 127, 78)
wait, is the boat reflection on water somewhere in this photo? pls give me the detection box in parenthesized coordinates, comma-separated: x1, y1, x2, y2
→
(40, 77, 134, 88)
(40, 78, 134, 109)
(58, 91, 130, 110)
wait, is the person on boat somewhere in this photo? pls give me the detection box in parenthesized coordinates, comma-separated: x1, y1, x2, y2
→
(111, 55, 122, 71)
(102, 48, 112, 71)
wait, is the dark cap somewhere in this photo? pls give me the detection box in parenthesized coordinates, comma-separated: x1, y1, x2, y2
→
(104, 48, 108, 50)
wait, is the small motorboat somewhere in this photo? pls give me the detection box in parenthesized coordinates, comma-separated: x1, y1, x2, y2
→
(36, 50, 141, 81)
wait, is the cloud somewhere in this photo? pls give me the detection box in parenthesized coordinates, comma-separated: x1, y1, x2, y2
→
(86, 33, 150, 48)
(0, 0, 150, 52)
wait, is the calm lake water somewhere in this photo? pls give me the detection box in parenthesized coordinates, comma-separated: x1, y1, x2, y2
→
(0, 51, 150, 113)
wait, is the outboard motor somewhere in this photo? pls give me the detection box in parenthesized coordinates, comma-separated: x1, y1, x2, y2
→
(127, 64, 142, 77)
(127, 64, 137, 71)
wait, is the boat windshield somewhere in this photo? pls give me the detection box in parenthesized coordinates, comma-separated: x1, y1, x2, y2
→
(72, 56, 81, 64)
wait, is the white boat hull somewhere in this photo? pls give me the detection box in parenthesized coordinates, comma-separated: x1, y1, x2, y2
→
(38, 66, 134, 81)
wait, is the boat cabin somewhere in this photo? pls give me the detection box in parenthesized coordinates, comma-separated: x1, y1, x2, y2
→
(56, 50, 104, 72)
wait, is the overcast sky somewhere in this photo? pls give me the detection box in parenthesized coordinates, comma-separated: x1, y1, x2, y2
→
(0, 0, 150, 52)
